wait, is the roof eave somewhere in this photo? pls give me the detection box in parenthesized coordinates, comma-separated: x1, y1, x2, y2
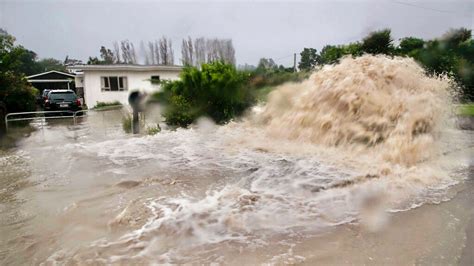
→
(27, 70, 76, 79)
(67, 65, 183, 72)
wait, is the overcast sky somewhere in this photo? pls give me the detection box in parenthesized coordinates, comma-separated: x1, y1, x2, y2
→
(1, 0, 472, 66)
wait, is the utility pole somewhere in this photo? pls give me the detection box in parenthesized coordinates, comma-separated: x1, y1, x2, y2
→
(293, 53, 297, 72)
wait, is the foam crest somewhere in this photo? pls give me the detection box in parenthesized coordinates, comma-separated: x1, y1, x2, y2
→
(255, 55, 452, 166)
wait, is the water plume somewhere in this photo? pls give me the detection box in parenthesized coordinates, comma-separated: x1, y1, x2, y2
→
(255, 55, 453, 166)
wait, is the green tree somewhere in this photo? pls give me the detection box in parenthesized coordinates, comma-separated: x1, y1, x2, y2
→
(399, 37, 424, 55)
(442, 28, 472, 49)
(413, 28, 474, 101)
(99, 46, 115, 64)
(87, 46, 116, 65)
(320, 45, 344, 64)
(319, 43, 362, 65)
(343, 42, 363, 57)
(36, 58, 66, 72)
(361, 29, 394, 55)
(256, 58, 278, 73)
(0, 29, 37, 113)
(298, 48, 320, 71)
(87, 56, 101, 65)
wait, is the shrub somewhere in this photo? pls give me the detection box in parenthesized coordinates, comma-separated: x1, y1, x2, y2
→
(0, 71, 37, 113)
(154, 61, 255, 127)
(122, 115, 132, 133)
(247, 70, 309, 90)
(146, 124, 161, 135)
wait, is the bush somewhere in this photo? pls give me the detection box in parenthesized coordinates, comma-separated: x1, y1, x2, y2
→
(146, 124, 161, 135)
(248, 71, 309, 90)
(154, 61, 254, 127)
(122, 115, 132, 133)
(0, 71, 37, 113)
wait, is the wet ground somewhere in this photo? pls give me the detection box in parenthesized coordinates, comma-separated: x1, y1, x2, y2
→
(0, 109, 473, 265)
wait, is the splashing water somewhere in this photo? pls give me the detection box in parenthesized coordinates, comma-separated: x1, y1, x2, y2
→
(2, 55, 472, 264)
(255, 55, 453, 166)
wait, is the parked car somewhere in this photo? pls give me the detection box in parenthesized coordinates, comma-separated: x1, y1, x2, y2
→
(44, 90, 82, 114)
(40, 89, 52, 106)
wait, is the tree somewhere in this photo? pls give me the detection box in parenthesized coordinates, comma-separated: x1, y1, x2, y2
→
(0, 29, 37, 112)
(120, 40, 137, 64)
(194, 37, 206, 66)
(298, 48, 320, 71)
(139, 41, 150, 65)
(442, 28, 472, 48)
(87, 56, 101, 65)
(320, 45, 344, 65)
(413, 28, 474, 101)
(361, 29, 394, 55)
(256, 58, 277, 73)
(113, 42, 121, 63)
(159, 37, 174, 65)
(64, 56, 83, 66)
(343, 42, 363, 57)
(36, 58, 65, 72)
(179, 37, 236, 66)
(399, 37, 424, 55)
(181, 37, 194, 66)
(99, 46, 115, 64)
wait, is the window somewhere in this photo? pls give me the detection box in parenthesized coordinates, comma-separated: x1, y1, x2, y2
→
(101, 76, 127, 91)
(151, 75, 160, 84)
(49, 92, 77, 101)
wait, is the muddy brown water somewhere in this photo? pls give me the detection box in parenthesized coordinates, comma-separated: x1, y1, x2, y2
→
(0, 108, 472, 265)
(1, 56, 474, 265)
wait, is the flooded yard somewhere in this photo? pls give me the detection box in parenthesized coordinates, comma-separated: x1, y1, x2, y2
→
(0, 107, 473, 264)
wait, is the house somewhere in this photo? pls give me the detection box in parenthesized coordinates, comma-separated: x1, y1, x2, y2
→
(27, 70, 76, 93)
(66, 65, 183, 108)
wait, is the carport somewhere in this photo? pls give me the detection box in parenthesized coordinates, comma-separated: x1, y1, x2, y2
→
(27, 70, 76, 93)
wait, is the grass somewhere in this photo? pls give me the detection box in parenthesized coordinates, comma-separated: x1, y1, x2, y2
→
(255, 86, 277, 102)
(458, 104, 474, 116)
(93, 101, 122, 110)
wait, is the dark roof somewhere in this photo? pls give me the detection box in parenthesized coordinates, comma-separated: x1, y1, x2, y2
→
(27, 70, 75, 81)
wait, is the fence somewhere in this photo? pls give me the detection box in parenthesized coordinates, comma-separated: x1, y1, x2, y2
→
(4, 110, 91, 131)
(4, 106, 140, 133)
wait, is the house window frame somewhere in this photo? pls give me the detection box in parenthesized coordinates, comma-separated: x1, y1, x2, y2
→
(151, 75, 161, 85)
(101, 76, 128, 91)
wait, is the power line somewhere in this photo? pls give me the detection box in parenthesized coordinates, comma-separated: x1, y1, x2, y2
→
(274, 54, 295, 61)
(391, 0, 471, 16)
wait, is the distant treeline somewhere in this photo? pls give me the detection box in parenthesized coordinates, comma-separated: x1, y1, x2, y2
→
(297, 28, 474, 101)
(87, 37, 236, 66)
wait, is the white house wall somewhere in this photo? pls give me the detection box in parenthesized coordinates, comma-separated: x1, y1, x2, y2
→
(75, 74, 84, 88)
(83, 70, 180, 107)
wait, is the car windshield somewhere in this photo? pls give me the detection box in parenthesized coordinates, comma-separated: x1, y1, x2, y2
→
(49, 92, 76, 101)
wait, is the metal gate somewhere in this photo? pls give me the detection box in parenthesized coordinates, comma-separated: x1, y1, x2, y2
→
(4, 110, 88, 131)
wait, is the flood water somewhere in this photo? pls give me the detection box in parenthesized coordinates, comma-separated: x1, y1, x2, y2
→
(1, 56, 474, 265)
(0, 108, 473, 265)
